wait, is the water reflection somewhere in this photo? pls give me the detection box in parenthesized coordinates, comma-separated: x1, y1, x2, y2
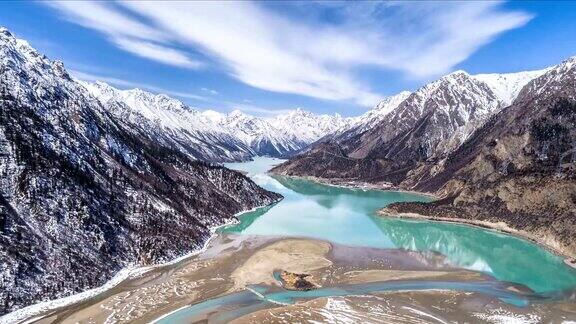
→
(372, 217, 576, 292)
(223, 157, 576, 293)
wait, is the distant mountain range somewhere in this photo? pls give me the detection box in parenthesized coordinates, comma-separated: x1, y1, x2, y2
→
(0, 27, 280, 314)
(77, 66, 549, 164)
(81, 81, 352, 161)
(273, 56, 576, 257)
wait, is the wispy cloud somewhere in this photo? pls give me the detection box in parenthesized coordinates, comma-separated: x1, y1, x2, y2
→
(46, 1, 531, 107)
(70, 69, 208, 101)
(200, 87, 218, 95)
(45, 1, 203, 70)
(113, 38, 203, 69)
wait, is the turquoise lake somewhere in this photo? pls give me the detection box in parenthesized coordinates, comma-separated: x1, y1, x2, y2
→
(223, 157, 576, 294)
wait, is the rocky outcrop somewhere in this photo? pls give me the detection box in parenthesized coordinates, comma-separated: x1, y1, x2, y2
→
(277, 270, 320, 291)
(0, 27, 281, 314)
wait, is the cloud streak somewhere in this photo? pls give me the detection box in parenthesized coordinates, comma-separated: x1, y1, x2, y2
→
(46, 1, 532, 107)
(45, 0, 202, 69)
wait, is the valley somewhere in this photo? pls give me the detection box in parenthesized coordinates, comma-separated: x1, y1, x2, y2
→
(1, 11, 576, 323)
(5, 157, 576, 323)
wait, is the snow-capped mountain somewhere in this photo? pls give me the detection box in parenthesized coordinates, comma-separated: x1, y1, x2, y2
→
(353, 91, 412, 131)
(327, 91, 412, 142)
(474, 69, 549, 106)
(81, 81, 255, 162)
(273, 64, 549, 185)
(77, 62, 546, 164)
(81, 81, 350, 159)
(270, 108, 351, 143)
(214, 109, 305, 156)
(388, 55, 576, 257)
(0, 26, 280, 315)
(206, 108, 351, 156)
(327, 69, 547, 146)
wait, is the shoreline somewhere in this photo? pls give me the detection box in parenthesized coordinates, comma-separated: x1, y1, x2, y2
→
(5, 166, 574, 322)
(269, 172, 575, 265)
(378, 209, 576, 263)
(0, 201, 281, 324)
(269, 173, 439, 199)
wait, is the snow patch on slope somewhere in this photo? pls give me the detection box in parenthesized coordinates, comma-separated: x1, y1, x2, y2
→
(474, 69, 549, 106)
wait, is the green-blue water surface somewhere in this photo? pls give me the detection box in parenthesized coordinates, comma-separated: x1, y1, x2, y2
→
(222, 157, 576, 294)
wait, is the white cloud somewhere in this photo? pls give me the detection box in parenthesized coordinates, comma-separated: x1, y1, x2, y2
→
(45, 1, 203, 69)
(119, 1, 383, 106)
(47, 1, 532, 107)
(113, 38, 203, 69)
(45, 0, 164, 41)
(70, 69, 208, 101)
(200, 87, 218, 95)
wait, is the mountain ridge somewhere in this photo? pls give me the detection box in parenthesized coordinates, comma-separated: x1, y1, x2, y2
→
(271, 62, 548, 185)
(81, 80, 351, 160)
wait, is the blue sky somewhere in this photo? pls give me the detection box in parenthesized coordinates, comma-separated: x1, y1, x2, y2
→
(1, 1, 575, 116)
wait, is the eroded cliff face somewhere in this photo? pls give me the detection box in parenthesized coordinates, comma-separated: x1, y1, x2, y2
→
(0, 28, 281, 314)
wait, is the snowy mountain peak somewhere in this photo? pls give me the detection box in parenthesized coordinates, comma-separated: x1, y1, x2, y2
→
(229, 109, 248, 117)
(201, 109, 226, 122)
(473, 69, 549, 106)
(1, 26, 44, 64)
(80, 80, 348, 158)
(550, 55, 576, 75)
(0, 26, 10, 35)
(341, 91, 413, 134)
(447, 69, 469, 77)
(286, 107, 313, 118)
(0, 26, 15, 42)
(375, 91, 411, 112)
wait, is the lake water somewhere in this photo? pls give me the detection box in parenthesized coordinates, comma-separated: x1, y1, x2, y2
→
(222, 157, 576, 294)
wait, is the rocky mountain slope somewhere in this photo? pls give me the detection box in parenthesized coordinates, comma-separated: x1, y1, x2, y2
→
(272, 67, 546, 185)
(0, 27, 281, 314)
(274, 57, 575, 256)
(387, 57, 576, 256)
